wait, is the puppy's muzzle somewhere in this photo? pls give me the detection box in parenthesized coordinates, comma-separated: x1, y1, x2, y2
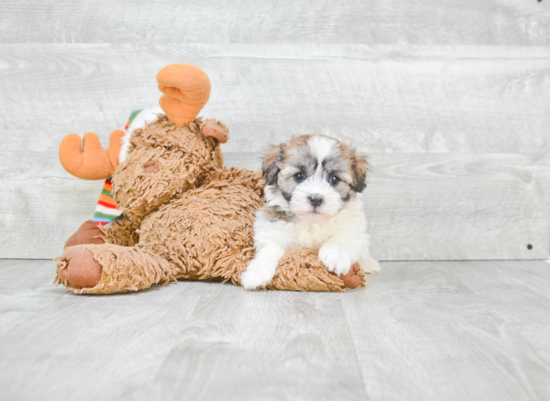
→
(308, 195, 324, 207)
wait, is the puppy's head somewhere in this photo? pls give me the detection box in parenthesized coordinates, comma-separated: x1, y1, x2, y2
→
(262, 134, 367, 219)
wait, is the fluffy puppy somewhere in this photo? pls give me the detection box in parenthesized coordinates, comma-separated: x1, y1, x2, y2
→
(241, 134, 380, 290)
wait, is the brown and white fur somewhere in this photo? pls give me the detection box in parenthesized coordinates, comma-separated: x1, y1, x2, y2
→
(241, 134, 380, 290)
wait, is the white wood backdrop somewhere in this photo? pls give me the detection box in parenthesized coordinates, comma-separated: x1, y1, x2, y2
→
(0, 2, 549, 260)
(1, 0, 549, 45)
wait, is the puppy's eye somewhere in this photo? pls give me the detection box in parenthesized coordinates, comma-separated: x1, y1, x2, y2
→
(330, 175, 340, 186)
(294, 172, 305, 183)
(164, 146, 172, 150)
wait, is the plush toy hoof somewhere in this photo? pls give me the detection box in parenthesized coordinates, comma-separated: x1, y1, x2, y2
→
(332, 263, 362, 289)
(57, 246, 102, 288)
(64, 220, 105, 249)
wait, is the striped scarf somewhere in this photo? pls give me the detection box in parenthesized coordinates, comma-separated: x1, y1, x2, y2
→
(92, 110, 144, 226)
(93, 178, 122, 226)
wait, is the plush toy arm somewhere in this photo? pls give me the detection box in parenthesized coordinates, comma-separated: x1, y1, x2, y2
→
(99, 217, 139, 247)
(59, 130, 124, 180)
(266, 249, 365, 292)
(62, 217, 138, 251)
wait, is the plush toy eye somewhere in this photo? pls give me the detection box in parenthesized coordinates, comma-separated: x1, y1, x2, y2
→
(164, 146, 172, 150)
(330, 175, 340, 186)
(294, 172, 305, 183)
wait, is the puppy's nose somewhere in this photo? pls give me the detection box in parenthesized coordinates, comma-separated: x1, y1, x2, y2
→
(308, 195, 324, 207)
(144, 161, 160, 173)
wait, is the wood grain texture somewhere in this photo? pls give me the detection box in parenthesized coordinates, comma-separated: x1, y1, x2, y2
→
(444, 261, 550, 363)
(0, 260, 367, 401)
(0, 44, 549, 260)
(0, 0, 549, 45)
(1, 151, 548, 260)
(0, 259, 68, 337)
(341, 260, 550, 401)
(1, 44, 548, 154)
(1, 259, 549, 401)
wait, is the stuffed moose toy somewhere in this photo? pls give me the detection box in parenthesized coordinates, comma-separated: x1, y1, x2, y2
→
(54, 63, 365, 294)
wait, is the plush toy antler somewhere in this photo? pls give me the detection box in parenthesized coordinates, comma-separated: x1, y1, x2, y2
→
(59, 63, 217, 180)
(59, 130, 125, 180)
(158, 65, 210, 125)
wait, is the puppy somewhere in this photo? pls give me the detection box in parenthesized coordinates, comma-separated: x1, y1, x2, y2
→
(241, 134, 380, 290)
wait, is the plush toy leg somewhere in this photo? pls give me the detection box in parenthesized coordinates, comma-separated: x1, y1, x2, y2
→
(64, 220, 105, 249)
(55, 245, 103, 288)
(54, 244, 177, 294)
(264, 249, 366, 292)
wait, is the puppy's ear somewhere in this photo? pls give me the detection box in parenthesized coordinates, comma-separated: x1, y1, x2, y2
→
(262, 144, 283, 185)
(351, 152, 368, 193)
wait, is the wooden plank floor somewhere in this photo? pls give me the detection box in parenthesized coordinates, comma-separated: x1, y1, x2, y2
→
(1, 259, 549, 401)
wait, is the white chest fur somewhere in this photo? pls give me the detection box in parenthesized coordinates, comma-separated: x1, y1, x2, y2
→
(253, 196, 367, 252)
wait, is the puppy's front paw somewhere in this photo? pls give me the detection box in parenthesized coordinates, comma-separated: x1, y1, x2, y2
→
(319, 244, 353, 276)
(241, 261, 275, 291)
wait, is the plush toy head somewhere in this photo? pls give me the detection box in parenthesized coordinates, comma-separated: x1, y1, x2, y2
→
(113, 116, 227, 220)
(59, 63, 225, 181)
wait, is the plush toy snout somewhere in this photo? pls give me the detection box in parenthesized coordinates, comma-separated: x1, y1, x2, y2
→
(144, 161, 160, 173)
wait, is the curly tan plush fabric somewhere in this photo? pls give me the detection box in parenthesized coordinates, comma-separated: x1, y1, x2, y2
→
(55, 244, 176, 294)
(55, 114, 365, 294)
